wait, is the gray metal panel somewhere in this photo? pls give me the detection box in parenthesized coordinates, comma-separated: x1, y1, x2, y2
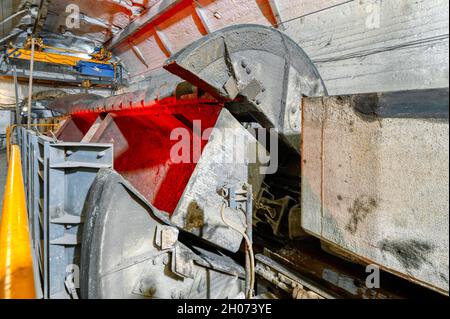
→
(16, 127, 114, 299)
(171, 108, 265, 253)
(42, 137, 52, 298)
(47, 143, 114, 299)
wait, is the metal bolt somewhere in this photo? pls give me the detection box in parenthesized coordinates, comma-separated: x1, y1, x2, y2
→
(255, 99, 261, 105)
(261, 87, 266, 92)
(66, 150, 73, 156)
(246, 67, 252, 74)
(241, 60, 248, 68)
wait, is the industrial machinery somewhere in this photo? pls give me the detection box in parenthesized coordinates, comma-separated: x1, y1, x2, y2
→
(6, 38, 115, 79)
(6, 24, 449, 299)
(1, 35, 122, 88)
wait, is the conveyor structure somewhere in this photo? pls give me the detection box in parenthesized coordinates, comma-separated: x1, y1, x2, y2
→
(4, 24, 449, 299)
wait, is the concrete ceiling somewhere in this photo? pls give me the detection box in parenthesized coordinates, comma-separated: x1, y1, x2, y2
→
(1, 1, 150, 52)
(109, 0, 280, 83)
(2, 0, 280, 79)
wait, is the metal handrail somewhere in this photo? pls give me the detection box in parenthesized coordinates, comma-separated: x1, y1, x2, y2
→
(6, 123, 61, 163)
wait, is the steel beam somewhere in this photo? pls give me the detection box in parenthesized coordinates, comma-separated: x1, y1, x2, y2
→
(268, 0, 285, 30)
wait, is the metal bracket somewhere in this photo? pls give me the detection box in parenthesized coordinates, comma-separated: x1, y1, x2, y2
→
(255, 254, 327, 299)
(155, 225, 179, 250)
(219, 182, 254, 298)
(220, 182, 252, 213)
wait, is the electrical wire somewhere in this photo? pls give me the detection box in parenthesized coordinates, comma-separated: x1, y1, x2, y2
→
(0, 0, 5, 39)
(220, 201, 255, 299)
(312, 34, 449, 64)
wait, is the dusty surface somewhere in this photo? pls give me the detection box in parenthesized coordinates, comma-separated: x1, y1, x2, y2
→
(115, 0, 449, 95)
(301, 94, 449, 295)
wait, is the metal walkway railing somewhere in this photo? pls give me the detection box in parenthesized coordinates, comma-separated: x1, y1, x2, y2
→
(1, 126, 113, 299)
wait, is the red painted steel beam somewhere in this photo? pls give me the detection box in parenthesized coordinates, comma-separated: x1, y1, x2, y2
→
(105, 0, 193, 50)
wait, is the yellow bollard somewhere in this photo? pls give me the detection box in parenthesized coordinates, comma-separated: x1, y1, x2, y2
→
(0, 145, 36, 299)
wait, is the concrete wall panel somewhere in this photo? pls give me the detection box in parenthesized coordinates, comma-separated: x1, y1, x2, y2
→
(301, 91, 449, 294)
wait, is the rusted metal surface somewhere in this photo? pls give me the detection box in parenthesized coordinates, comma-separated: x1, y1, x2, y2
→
(262, 240, 445, 299)
(301, 88, 449, 295)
